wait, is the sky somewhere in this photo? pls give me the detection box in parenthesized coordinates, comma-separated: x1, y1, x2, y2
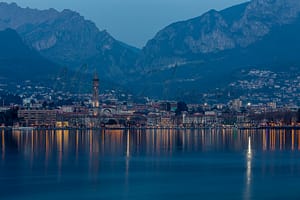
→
(5, 0, 248, 48)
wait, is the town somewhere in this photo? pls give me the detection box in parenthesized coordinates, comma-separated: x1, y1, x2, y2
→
(0, 70, 300, 129)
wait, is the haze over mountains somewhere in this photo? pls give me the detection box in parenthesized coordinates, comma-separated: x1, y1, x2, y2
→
(0, 28, 59, 80)
(136, 0, 300, 98)
(0, 0, 300, 100)
(140, 0, 300, 67)
(0, 2, 139, 81)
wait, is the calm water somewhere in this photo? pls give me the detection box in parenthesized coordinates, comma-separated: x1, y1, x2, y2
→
(1, 128, 300, 199)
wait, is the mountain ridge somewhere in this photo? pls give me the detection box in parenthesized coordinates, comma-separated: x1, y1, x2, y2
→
(128, 0, 300, 99)
(0, 28, 59, 80)
(0, 2, 140, 81)
(139, 0, 300, 69)
(1, 1, 300, 101)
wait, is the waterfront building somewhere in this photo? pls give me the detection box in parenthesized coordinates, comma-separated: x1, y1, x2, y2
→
(18, 108, 57, 127)
(147, 112, 161, 127)
(183, 113, 204, 127)
(204, 111, 218, 126)
(57, 106, 89, 128)
(160, 116, 174, 127)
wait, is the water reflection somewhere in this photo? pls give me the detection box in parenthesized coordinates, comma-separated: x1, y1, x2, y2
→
(1, 128, 300, 199)
(244, 136, 253, 200)
(125, 129, 130, 189)
(0, 127, 298, 183)
(1, 128, 300, 159)
(1, 129, 4, 161)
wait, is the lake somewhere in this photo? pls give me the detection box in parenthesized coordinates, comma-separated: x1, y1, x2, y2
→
(1, 128, 300, 199)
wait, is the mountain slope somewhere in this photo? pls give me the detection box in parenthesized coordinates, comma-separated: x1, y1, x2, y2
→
(0, 28, 59, 80)
(139, 0, 300, 69)
(0, 28, 126, 95)
(1, 1, 300, 101)
(131, 19, 300, 99)
(128, 0, 300, 100)
(0, 2, 140, 81)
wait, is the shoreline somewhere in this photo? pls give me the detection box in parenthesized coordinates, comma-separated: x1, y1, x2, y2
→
(2, 126, 300, 131)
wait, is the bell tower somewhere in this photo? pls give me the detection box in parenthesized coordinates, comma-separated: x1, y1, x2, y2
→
(92, 72, 99, 109)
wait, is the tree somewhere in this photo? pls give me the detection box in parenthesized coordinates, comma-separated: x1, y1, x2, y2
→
(175, 101, 188, 116)
(0, 108, 19, 126)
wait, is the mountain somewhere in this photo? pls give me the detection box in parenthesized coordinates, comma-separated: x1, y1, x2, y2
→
(0, 2, 140, 81)
(140, 0, 300, 68)
(0, 28, 125, 95)
(131, 0, 300, 100)
(1, 1, 300, 101)
(0, 28, 59, 80)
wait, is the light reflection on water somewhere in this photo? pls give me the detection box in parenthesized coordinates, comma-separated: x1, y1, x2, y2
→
(1, 128, 300, 199)
(244, 136, 252, 200)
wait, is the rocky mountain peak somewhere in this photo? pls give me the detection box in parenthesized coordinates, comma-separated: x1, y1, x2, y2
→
(231, 0, 300, 47)
(0, 2, 59, 29)
(141, 0, 300, 68)
(0, 2, 140, 81)
(243, 0, 300, 23)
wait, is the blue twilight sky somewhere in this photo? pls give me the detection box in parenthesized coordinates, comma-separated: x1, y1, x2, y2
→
(5, 0, 248, 48)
